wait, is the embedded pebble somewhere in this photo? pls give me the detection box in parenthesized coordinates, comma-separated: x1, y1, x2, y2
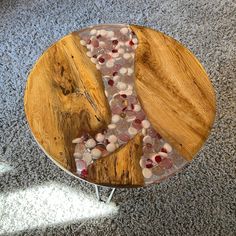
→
(72, 138, 82, 143)
(142, 168, 152, 179)
(73, 152, 82, 159)
(123, 53, 131, 59)
(127, 68, 133, 75)
(80, 40, 86, 46)
(120, 27, 129, 34)
(90, 29, 97, 35)
(128, 127, 138, 136)
(106, 60, 114, 68)
(95, 133, 105, 142)
(142, 120, 150, 129)
(85, 139, 96, 149)
(83, 152, 92, 164)
(156, 151, 168, 157)
(75, 159, 87, 172)
(112, 114, 120, 123)
(117, 82, 127, 90)
(86, 51, 92, 57)
(163, 143, 172, 153)
(91, 148, 102, 159)
(106, 143, 116, 152)
(108, 135, 118, 143)
(108, 124, 117, 129)
(134, 104, 141, 112)
(143, 135, 152, 144)
(119, 67, 127, 75)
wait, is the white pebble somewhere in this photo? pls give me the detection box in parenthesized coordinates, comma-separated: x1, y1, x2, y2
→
(91, 148, 102, 159)
(119, 67, 127, 75)
(83, 152, 92, 164)
(118, 48, 125, 54)
(127, 115, 136, 122)
(108, 135, 118, 143)
(100, 29, 107, 36)
(107, 31, 114, 37)
(123, 53, 131, 59)
(72, 138, 82, 143)
(163, 143, 173, 153)
(85, 138, 96, 149)
(99, 41, 105, 47)
(113, 75, 120, 82)
(80, 40, 86, 46)
(73, 152, 82, 159)
(106, 60, 114, 68)
(128, 127, 138, 136)
(127, 68, 134, 75)
(112, 114, 120, 123)
(134, 104, 141, 112)
(86, 44, 92, 49)
(90, 29, 97, 35)
(142, 128, 147, 136)
(142, 120, 150, 129)
(105, 90, 108, 97)
(108, 124, 116, 129)
(133, 44, 138, 49)
(142, 168, 152, 178)
(96, 64, 101, 70)
(157, 151, 168, 157)
(86, 51, 92, 57)
(117, 82, 127, 90)
(132, 38, 138, 44)
(90, 57, 97, 64)
(95, 133, 105, 142)
(139, 158, 146, 168)
(106, 143, 116, 152)
(143, 135, 152, 144)
(112, 53, 120, 58)
(120, 27, 129, 34)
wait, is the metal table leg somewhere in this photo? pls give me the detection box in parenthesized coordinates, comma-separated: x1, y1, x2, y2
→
(94, 185, 116, 203)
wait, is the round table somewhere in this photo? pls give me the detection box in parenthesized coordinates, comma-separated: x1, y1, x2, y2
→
(24, 24, 216, 191)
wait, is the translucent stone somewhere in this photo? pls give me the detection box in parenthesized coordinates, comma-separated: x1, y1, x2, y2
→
(159, 158, 173, 169)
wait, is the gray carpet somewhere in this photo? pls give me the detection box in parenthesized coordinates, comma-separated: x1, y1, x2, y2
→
(0, 0, 235, 235)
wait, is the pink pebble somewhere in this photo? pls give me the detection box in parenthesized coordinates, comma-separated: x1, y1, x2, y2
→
(159, 158, 173, 169)
(135, 111, 146, 121)
(111, 105, 123, 114)
(91, 39, 99, 47)
(118, 133, 130, 142)
(147, 127, 158, 138)
(132, 119, 142, 130)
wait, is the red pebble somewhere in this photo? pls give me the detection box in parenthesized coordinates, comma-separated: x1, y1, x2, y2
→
(129, 40, 134, 46)
(121, 94, 127, 98)
(131, 104, 134, 110)
(146, 163, 153, 168)
(97, 34, 102, 39)
(112, 39, 118, 45)
(134, 119, 141, 124)
(155, 155, 162, 163)
(87, 39, 91, 44)
(98, 57, 105, 63)
(93, 54, 97, 58)
(161, 147, 167, 153)
(81, 169, 88, 176)
(112, 49, 118, 53)
(113, 71, 118, 76)
(108, 79, 114, 86)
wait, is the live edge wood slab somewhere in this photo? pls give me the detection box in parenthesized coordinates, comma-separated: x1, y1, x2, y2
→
(24, 25, 216, 187)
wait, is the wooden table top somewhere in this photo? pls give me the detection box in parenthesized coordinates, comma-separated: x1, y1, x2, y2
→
(24, 24, 216, 187)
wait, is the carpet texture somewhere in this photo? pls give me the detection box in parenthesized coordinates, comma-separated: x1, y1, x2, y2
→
(0, 0, 235, 235)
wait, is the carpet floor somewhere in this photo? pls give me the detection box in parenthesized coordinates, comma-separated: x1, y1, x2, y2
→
(0, 0, 235, 235)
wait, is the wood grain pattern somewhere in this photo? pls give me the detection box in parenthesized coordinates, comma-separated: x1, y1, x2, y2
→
(24, 25, 216, 187)
(131, 25, 216, 161)
(87, 133, 144, 187)
(24, 32, 111, 172)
